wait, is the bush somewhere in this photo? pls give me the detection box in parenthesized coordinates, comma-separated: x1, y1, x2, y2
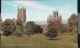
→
(15, 26, 23, 37)
(45, 27, 57, 40)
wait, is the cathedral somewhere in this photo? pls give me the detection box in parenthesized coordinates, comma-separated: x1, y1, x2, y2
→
(17, 7, 26, 23)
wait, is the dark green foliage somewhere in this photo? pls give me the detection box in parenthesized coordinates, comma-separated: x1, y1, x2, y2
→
(15, 26, 23, 37)
(25, 21, 42, 37)
(26, 26, 33, 37)
(1, 19, 15, 36)
(33, 25, 42, 33)
(14, 19, 23, 37)
(46, 27, 57, 40)
(25, 21, 42, 34)
(25, 21, 35, 37)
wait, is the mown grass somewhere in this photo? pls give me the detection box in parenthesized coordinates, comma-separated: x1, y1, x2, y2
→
(1, 33, 78, 48)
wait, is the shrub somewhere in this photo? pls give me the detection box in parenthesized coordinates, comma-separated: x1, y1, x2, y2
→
(15, 26, 23, 37)
(45, 27, 57, 40)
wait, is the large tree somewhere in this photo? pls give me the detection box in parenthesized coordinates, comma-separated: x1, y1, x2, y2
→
(47, 19, 62, 33)
(33, 25, 42, 33)
(1, 19, 15, 36)
(68, 14, 77, 32)
(25, 21, 36, 35)
(25, 21, 42, 34)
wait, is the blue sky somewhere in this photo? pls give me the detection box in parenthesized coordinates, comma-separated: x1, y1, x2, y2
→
(1, 0, 77, 21)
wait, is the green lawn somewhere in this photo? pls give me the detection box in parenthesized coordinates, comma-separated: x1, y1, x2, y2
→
(1, 33, 78, 48)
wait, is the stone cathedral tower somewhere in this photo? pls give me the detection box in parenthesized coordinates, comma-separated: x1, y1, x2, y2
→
(17, 7, 26, 23)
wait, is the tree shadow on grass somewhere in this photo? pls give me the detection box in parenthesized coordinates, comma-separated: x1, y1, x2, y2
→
(47, 38, 59, 40)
